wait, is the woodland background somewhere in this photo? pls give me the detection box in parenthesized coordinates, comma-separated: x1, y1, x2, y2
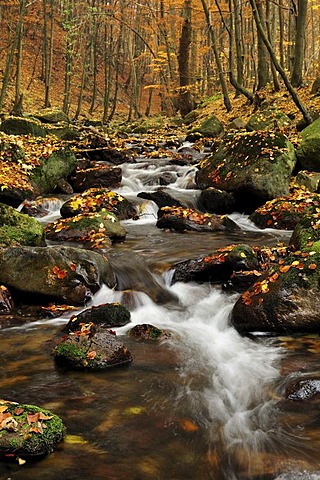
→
(0, 0, 319, 123)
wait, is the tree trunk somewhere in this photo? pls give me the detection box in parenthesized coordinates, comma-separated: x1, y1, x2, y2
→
(255, 0, 269, 89)
(291, 0, 308, 87)
(12, 0, 27, 116)
(200, 0, 232, 112)
(178, 0, 196, 117)
(249, 0, 312, 125)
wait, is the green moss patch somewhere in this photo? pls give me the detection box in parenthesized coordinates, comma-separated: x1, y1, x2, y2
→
(0, 399, 64, 458)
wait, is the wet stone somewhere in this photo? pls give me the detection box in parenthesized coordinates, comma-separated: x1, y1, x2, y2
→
(64, 303, 131, 332)
(128, 324, 171, 340)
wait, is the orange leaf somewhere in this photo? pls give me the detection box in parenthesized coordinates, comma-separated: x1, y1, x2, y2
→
(279, 265, 291, 273)
(52, 265, 60, 275)
(181, 419, 199, 432)
(308, 263, 317, 270)
(57, 269, 67, 279)
(27, 412, 40, 424)
(87, 351, 97, 360)
(70, 262, 76, 272)
(14, 407, 24, 415)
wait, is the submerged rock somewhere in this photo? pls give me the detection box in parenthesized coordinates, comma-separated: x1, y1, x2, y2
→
(0, 399, 64, 458)
(64, 303, 131, 332)
(0, 245, 116, 305)
(53, 325, 133, 369)
(286, 378, 320, 401)
(128, 324, 171, 340)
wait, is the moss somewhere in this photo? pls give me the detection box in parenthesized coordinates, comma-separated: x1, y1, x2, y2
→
(0, 203, 44, 247)
(0, 401, 64, 456)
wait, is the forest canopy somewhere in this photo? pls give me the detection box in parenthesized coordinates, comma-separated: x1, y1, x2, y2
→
(0, 0, 318, 121)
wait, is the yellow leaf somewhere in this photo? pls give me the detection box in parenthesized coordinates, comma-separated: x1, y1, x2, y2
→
(64, 435, 88, 445)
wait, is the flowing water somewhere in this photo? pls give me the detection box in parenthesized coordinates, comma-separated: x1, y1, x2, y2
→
(1, 152, 320, 480)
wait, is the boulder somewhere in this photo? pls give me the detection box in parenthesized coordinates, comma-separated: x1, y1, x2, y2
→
(78, 147, 135, 165)
(231, 249, 320, 334)
(31, 149, 77, 194)
(137, 189, 187, 210)
(172, 244, 259, 284)
(290, 214, 320, 249)
(0, 116, 47, 137)
(197, 187, 237, 214)
(128, 324, 171, 340)
(249, 189, 320, 230)
(295, 170, 320, 192)
(71, 165, 122, 192)
(0, 245, 116, 305)
(296, 118, 320, 171)
(45, 211, 126, 249)
(33, 108, 70, 124)
(156, 206, 239, 232)
(0, 203, 44, 247)
(64, 303, 131, 331)
(53, 326, 132, 369)
(60, 188, 137, 220)
(246, 107, 291, 131)
(189, 114, 224, 138)
(0, 399, 64, 457)
(196, 131, 297, 212)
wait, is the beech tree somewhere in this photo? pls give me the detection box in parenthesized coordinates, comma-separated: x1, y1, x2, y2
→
(291, 0, 309, 87)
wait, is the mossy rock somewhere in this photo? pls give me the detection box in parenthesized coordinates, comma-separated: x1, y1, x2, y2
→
(249, 189, 320, 230)
(172, 243, 259, 284)
(0, 399, 64, 457)
(290, 213, 320, 249)
(45, 125, 80, 141)
(0, 203, 44, 247)
(0, 134, 25, 163)
(45, 211, 126, 249)
(53, 327, 133, 370)
(60, 188, 137, 220)
(296, 117, 320, 171)
(157, 206, 239, 232)
(33, 108, 70, 124)
(246, 107, 291, 131)
(231, 249, 320, 334)
(0, 116, 47, 137)
(295, 170, 320, 192)
(128, 324, 171, 340)
(64, 303, 131, 331)
(196, 131, 296, 211)
(0, 245, 116, 305)
(31, 148, 77, 194)
(190, 114, 224, 138)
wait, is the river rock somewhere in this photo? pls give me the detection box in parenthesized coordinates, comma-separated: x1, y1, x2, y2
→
(0, 286, 13, 313)
(196, 131, 296, 212)
(295, 171, 320, 192)
(246, 107, 291, 131)
(157, 206, 240, 232)
(197, 187, 237, 214)
(64, 303, 131, 332)
(189, 114, 224, 138)
(0, 399, 64, 457)
(296, 118, 320, 171)
(79, 147, 135, 165)
(71, 165, 122, 192)
(31, 148, 77, 194)
(172, 244, 259, 284)
(60, 188, 137, 220)
(0, 245, 116, 305)
(249, 189, 320, 230)
(137, 189, 187, 209)
(53, 326, 133, 369)
(290, 214, 320, 249)
(45, 211, 126, 249)
(285, 378, 320, 401)
(128, 324, 171, 340)
(231, 249, 320, 334)
(0, 203, 44, 247)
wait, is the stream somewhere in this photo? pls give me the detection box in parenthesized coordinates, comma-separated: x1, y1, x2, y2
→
(1, 148, 320, 480)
